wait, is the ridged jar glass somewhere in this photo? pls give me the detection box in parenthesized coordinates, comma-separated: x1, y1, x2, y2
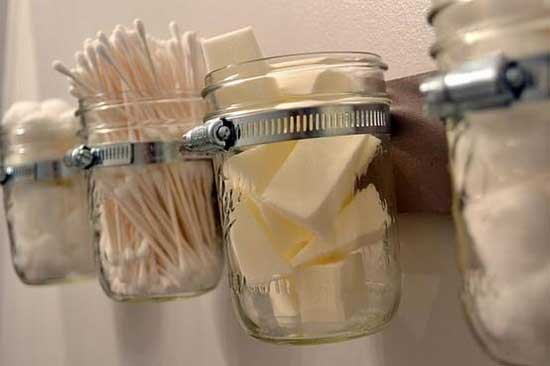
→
(429, 1, 550, 365)
(1, 112, 94, 284)
(80, 91, 223, 301)
(204, 53, 401, 344)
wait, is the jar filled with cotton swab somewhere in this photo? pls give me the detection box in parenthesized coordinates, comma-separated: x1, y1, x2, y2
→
(0, 100, 95, 284)
(56, 20, 223, 301)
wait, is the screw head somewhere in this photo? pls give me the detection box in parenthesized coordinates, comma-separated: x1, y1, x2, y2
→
(504, 65, 528, 93)
(216, 125, 231, 141)
(67, 145, 94, 168)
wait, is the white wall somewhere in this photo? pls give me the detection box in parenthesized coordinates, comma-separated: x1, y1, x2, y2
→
(0, 1, 499, 365)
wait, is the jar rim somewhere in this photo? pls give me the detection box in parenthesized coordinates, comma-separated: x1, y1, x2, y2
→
(203, 51, 388, 99)
(207, 51, 386, 76)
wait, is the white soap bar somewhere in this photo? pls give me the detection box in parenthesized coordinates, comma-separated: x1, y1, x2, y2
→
(296, 251, 367, 323)
(259, 204, 312, 260)
(202, 26, 263, 72)
(291, 184, 388, 267)
(229, 196, 292, 285)
(224, 141, 296, 195)
(201, 27, 280, 109)
(263, 134, 381, 237)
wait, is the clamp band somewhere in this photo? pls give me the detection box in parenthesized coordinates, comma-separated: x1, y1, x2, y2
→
(182, 103, 391, 153)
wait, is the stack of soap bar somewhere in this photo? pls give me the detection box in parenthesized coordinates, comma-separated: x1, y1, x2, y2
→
(201, 27, 279, 108)
(296, 251, 368, 324)
(202, 26, 263, 72)
(223, 140, 296, 195)
(229, 196, 292, 285)
(262, 134, 381, 237)
(291, 184, 388, 267)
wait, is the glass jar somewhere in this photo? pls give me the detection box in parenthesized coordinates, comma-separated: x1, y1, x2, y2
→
(1, 102, 94, 284)
(79, 91, 223, 301)
(427, 1, 550, 365)
(203, 53, 400, 344)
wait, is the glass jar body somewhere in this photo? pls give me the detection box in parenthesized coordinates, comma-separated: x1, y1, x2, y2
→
(218, 134, 400, 344)
(2, 132, 94, 285)
(431, 1, 550, 364)
(82, 96, 224, 301)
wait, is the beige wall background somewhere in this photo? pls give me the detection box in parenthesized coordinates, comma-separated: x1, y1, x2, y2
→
(1, 1, 499, 365)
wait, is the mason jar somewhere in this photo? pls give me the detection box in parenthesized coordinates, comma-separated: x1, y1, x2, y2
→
(424, 1, 550, 364)
(195, 52, 401, 344)
(78, 91, 223, 301)
(1, 103, 94, 284)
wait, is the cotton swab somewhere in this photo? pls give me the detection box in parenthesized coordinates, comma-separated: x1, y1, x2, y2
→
(55, 20, 221, 298)
(52, 61, 96, 94)
(95, 43, 133, 91)
(134, 19, 160, 89)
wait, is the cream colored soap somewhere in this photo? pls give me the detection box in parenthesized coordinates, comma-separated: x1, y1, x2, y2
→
(262, 134, 381, 237)
(296, 251, 367, 323)
(259, 204, 312, 260)
(201, 27, 280, 108)
(224, 141, 296, 195)
(291, 184, 388, 267)
(202, 26, 263, 72)
(229, 196, 292, 285)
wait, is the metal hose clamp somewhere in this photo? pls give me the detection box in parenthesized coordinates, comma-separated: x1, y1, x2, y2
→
(0, 160, 79, 184)
(181, 103, 391, 153)
(64, 140, 210, 170)
(420, 52, 550, 119)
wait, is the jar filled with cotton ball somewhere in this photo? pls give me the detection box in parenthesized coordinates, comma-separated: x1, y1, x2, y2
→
(0, 99, 95, 284)
(422, 1, 550, 365)
(185, 37, 401, 344)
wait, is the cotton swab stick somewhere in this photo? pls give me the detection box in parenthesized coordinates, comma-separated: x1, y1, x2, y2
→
(134, 19, 160, 89)
(95, 43, 133, 91)
(55, 20, 221, 298)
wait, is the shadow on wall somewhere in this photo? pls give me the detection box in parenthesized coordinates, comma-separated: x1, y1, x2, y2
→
(57, 280, 165, 366)
(113, 301, 164, 366)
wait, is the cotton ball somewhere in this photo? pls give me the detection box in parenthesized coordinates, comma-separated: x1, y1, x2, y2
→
(467, 103, 550, 191)
(40, 98, 72, 118)
(1, 101, 40, 125)
(464, 175, 550, 284)
(14, 234, 70, 282)
(474, 268, 550, 365)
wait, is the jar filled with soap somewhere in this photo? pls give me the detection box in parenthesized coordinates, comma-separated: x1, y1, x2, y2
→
(62, 22, 224, 301)
(423, 1, 550, 364)
(192, 31, 401, 344)
(0, 100, 95, 285)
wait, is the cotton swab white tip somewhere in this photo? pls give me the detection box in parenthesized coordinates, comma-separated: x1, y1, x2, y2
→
(95, 44, 114, 65)
(75, 51, 89, 69)
(97, 30, 113, 51)
(52, 60, 95, 93)
(169, 21, 181, 41)
(134, 19, 147, 40)
(52, 60, 73, 78)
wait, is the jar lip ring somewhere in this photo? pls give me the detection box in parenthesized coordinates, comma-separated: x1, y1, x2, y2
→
(77, 89, 203, 113)
(205, 51, 388, 79)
